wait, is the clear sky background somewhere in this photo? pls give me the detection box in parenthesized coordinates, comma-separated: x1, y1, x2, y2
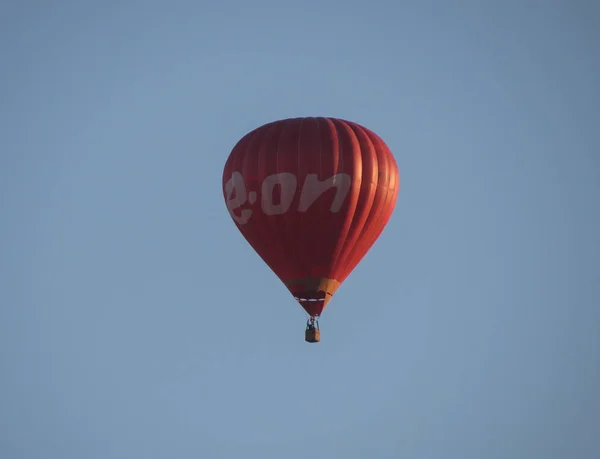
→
(1, 1, 599, 458)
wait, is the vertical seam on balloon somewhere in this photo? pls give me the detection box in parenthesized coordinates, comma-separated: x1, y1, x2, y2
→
(382, 148, 400, 224)
(312, 117, 325, 285)
(316, 118, 322, 179)
(294, 118, 305, 276)
(362, 133, 393, 249)
(312, 118, 322, 280)
(329, 118, 354, 269)
(255, 122, 288, 277)
(335, 123, 379, 273)
(351, 132, 398, 275)
(273, 120, 291, 278)
(368, 155, 397, 249)
(297, 118, 302, 238)
(238, 128, 273, 266)
(320, 117, 340, 279)
(337, 119, 344, 175)
(294, 117, 307, 277)
(232, 134, 250, 212)
(329, 119, 360, 272)
(329, 118, 339, 175)
(243, 127, 266, 235)
(341, 129, 389, 281)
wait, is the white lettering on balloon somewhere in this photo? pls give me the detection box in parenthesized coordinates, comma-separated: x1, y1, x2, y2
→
(224, 172, 351, 225)
(225, 171, 253, 225)
(261, 172, 297, 215)
(298, 174, 352, 213)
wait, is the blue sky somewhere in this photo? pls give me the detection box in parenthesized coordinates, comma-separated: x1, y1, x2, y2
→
(1, 1, 599, 458)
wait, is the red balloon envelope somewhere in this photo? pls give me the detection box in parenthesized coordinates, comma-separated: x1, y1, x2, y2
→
(222, 117, 399, 323)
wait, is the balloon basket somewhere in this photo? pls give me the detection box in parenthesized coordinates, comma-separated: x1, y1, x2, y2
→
(305, 328, 320, 343)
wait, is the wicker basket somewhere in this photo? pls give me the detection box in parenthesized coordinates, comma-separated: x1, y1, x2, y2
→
(305, 328, 321, 343)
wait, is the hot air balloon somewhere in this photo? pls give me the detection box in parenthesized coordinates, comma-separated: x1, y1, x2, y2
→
(222, 117, 400, 343)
